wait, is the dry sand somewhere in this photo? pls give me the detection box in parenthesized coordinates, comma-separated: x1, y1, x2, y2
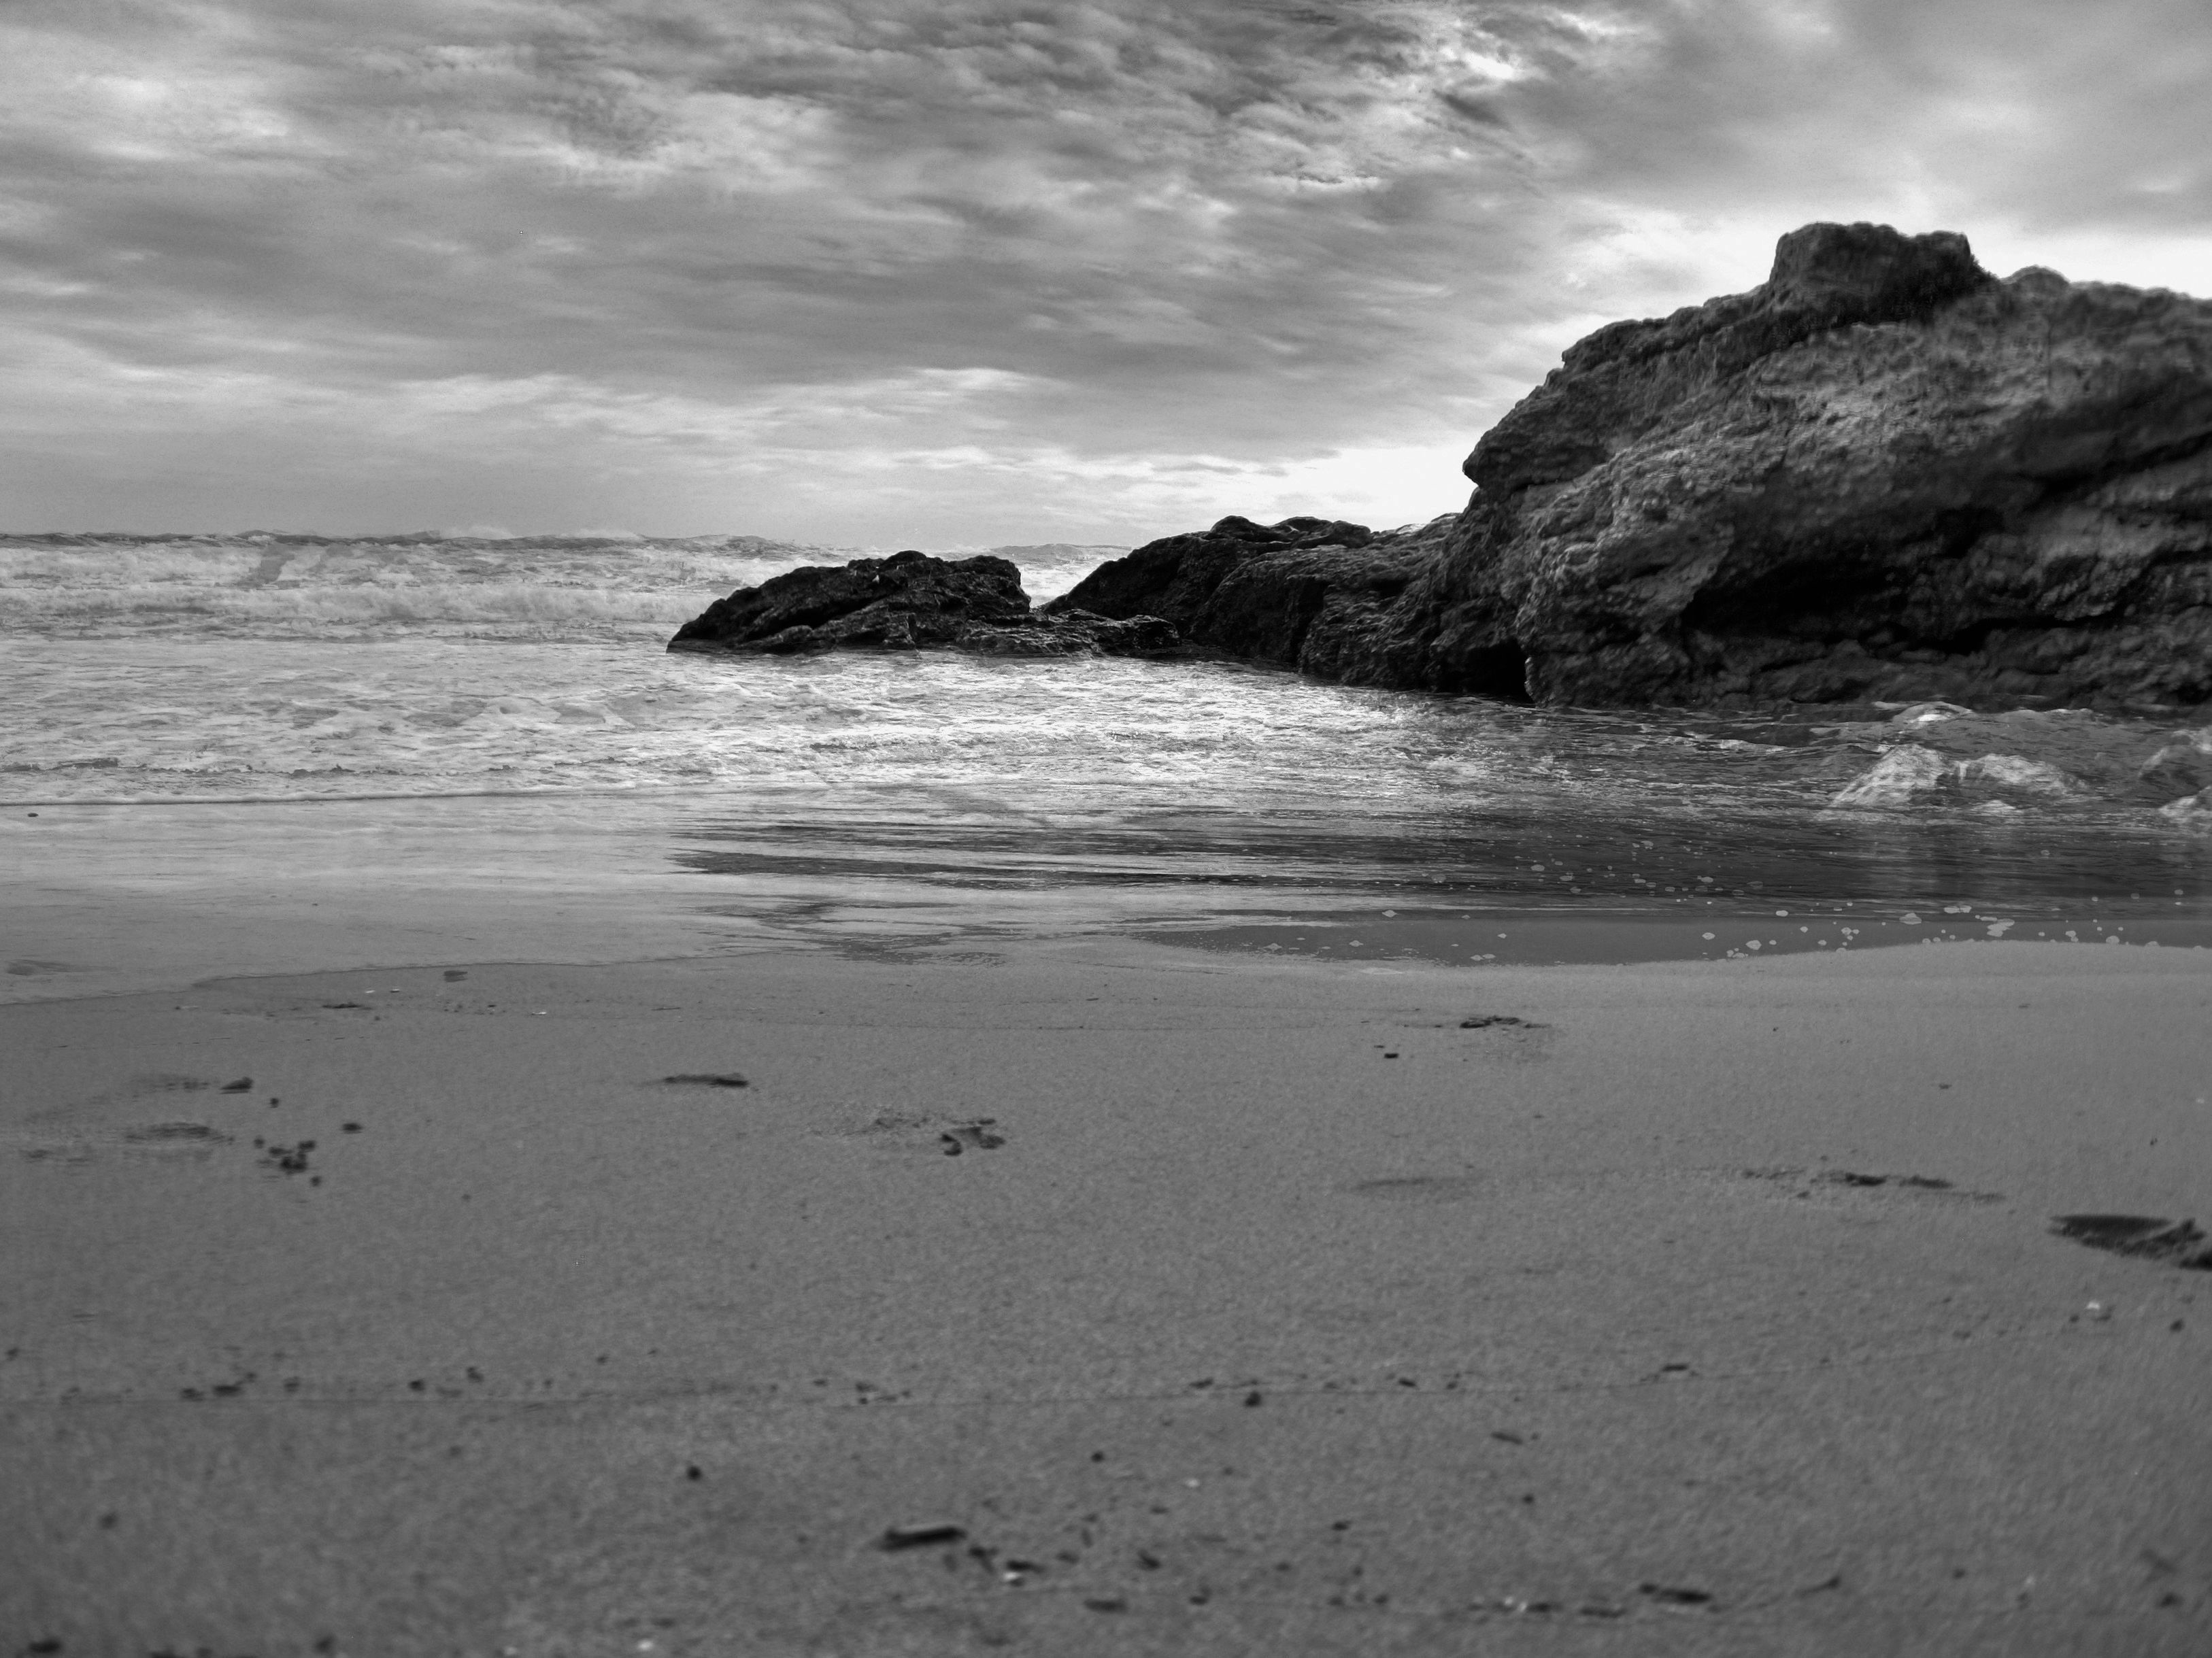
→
(3, 934, 2209, 1655)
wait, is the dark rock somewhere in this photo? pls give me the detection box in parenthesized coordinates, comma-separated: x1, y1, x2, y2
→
(669, 549, 1026, 652)
(1467, 225, 1994, 501)
(1048, 514, 1373, 630)
(669, 549, 1179, 658)
(1432, 222, 2212, 707)
(1045, 513, 1456, 682)
(1074, 222, 2212, 709)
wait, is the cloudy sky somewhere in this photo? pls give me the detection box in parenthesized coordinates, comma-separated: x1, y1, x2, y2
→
(3, 1, 2207, 545)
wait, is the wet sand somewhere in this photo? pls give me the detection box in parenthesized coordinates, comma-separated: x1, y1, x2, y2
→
(3, 936, 2209, 1655)
(1135, 903, 2212, 966)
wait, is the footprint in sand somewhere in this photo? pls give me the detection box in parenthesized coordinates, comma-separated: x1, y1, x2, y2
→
(1733, 1168, 2005, 1206)
(821, 1111, 1007, 1156)
(937, 1122, 1005, 1155)
(1343, 1174, 1486, 1204)
(17, 1119, 233, 1165)
(122, 1121, 231, 1147)
(2051, 1214, 2212, 1270)
(11, 1074, 242, 1165)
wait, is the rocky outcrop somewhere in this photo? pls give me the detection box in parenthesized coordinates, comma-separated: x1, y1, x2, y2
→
(1064, 222, 2212, 709)
(1045, 513, 1458, 681)
(668, 549, 1179, 658)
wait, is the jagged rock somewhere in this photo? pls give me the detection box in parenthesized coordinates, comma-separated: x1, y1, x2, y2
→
(668, 549, 1180, 658)
(669, 549, 1028, 652)
(1048, 515, 1371, 628)
(1429, 222, 2212, 708)
(1045, 514, 1455, 679)
(1068, 222, 2212, 709)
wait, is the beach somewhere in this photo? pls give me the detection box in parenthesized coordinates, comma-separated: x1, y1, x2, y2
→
(10, 3, 2212, 1651)
(5, 929, 2207, 1656)
(4, 528, 2208, 1656)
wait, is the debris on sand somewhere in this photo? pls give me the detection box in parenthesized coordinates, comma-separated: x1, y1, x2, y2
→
(258, 1140, 316, 1175)
(824, 1111, 1009, 1157)
(663, 1073, 749, 1088)
(940, 1121, 1006, 1155)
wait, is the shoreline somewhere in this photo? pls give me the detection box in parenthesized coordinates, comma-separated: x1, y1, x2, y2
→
(5, 936, 2209, 1652)
(7, 803, 2206, 1006)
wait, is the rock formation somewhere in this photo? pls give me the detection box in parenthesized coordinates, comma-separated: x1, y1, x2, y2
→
(669, 549, 1179, 658)
(1045, 513, 1458, 683)
(1056, 222, 2212, 709)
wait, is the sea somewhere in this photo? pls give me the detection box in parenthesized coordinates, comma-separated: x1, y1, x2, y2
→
(4, 531, 2209, 1001)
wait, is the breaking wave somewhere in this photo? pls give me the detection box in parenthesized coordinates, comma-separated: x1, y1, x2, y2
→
(2, 535, 2206, 958)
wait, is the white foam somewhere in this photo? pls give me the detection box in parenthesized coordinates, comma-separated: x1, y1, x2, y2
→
(2160, 788, 2212, 832)
(1959, 754, 2083, 798)
(2, 537, 2202, 849)
(1832, 746, 2087, 810)
(1829, 744, 1953, 807)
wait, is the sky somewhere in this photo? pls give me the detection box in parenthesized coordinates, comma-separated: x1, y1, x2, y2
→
(2, 0, 2209, 546)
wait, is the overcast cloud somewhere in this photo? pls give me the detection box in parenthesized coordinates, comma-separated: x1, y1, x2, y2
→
(3, 0, 2207, 543)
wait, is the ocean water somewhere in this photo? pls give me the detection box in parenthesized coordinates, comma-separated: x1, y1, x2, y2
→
(4, 532, 2209, 998)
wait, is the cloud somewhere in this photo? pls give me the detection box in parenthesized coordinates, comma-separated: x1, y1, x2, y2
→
(0, 0, 2206, 538)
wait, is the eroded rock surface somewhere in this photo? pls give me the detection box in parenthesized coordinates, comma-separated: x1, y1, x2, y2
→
(1063, 222, 2212, 709)
(1439, 222, 2212, 708)
(669, 549, 1179, 658)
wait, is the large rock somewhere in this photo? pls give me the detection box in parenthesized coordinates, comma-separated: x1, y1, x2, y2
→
(1065, 223, 2212, 709)
(669, 549, 1179, 658)
(1045, 513, 1458, 681)
(1436, 222, 2212, 707)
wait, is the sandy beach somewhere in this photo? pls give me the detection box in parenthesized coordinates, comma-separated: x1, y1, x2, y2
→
(11, 3, 2212, 1653)
(4, 932, 2207, 1656)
